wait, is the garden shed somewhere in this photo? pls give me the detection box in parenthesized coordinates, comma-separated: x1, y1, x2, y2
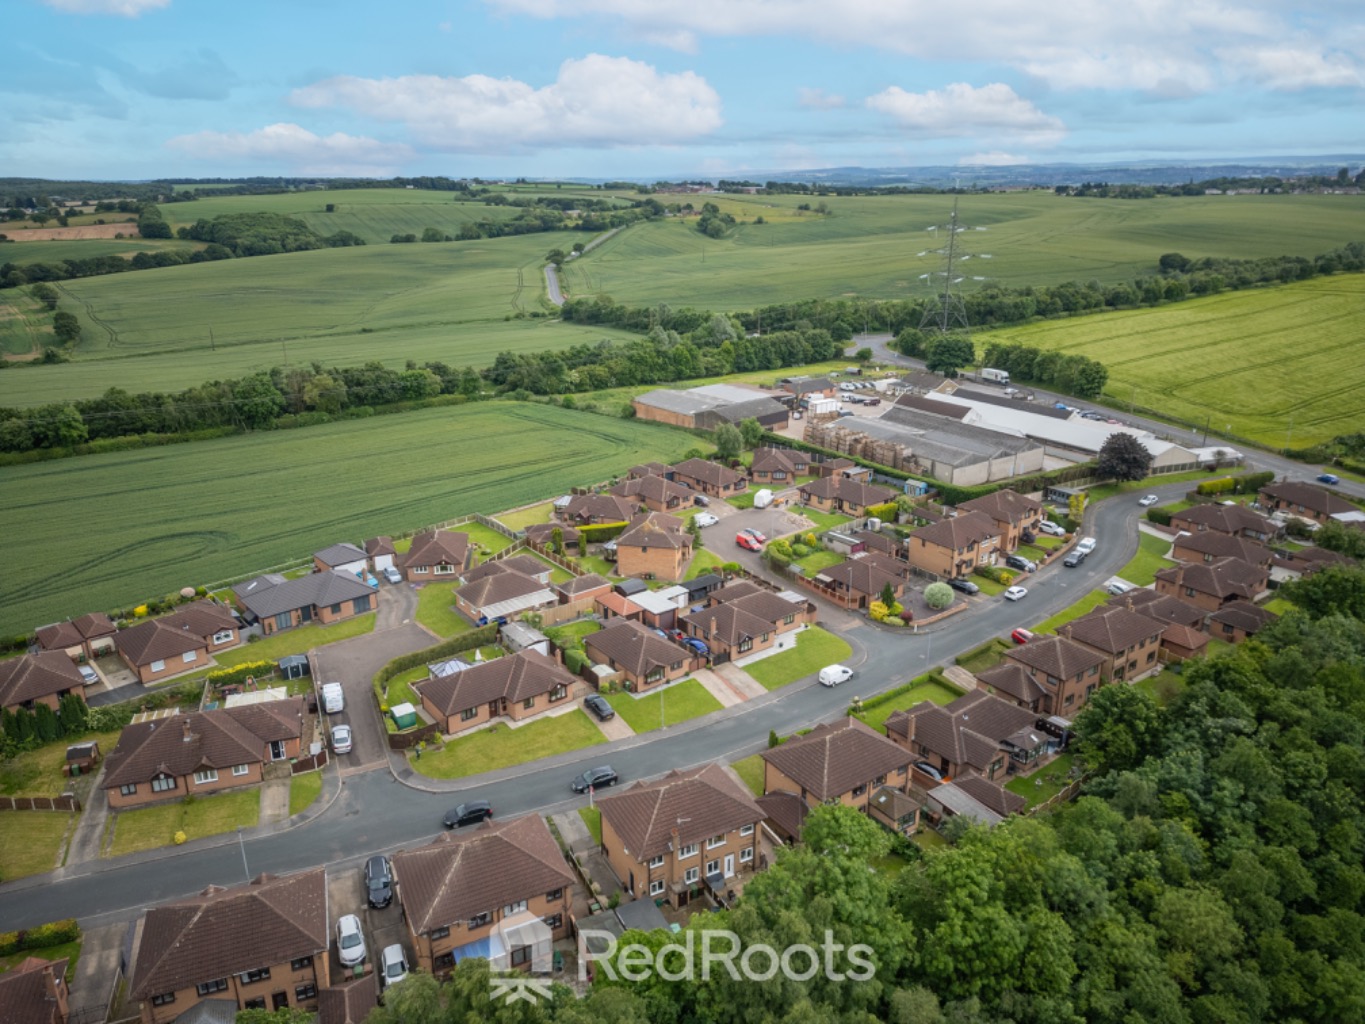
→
(390, 702, 418, 729)
(278, 654, 311, 680)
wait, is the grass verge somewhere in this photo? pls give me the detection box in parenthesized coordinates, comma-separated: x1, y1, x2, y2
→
(955, 638, 1012, 675)
(1031, 591, 1110, 635)
(854, 674, 963, 732)
(0, 812, 72, 880)
(741, 628, 853, 691)
(107, 789, 260, 858)
(410, 710, 607, 780)
(731, 754, 765, 797)
(605, 679, 723, 733)
(578, 806, 603, 845)
(288, 771, 323, 817)
(1117, 533, 1176, 586)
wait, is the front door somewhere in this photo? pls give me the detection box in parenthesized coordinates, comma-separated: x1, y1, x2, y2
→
(272, 992, 289, 1011)
(723, 854, 735, 878)
(270, 740, 286, 761)
(300, 605, 313, 623)
(628, 870, 635, 895)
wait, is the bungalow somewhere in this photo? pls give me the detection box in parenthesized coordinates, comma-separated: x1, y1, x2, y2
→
(0, 651, 87, 714)
(1057, 605, 1167, 683)
(35, 611, 117, 662)
(1002, 635, 1109, 716)
(614, 513, 693, 580)
(164, 601, 240, 652)
(749, 447, 809, 486)
(114, 621, 209, 684)
(957, 488, 1045, 551)
(554, 572, 613, 605)
(401, 530, 471, 582)
(102, 699, 305, 809)
(1207, 600, 1279, 643)
(682, 591, 811, 663)
(129, 869, 329, 1024)
(609, 474, 695, 513)
(761, 717, 913, 814)
(453, 565, 556, 623)
(904, 511, 1002, 580)
(1258, 480, 1355, 526)
(669, 458, 747, 498)
(560, 493, 638, 526)
(364, 536, 396, 573)
(415, 650, 584, 735)
(815, 558, 905, 609)
(233, 571, 375, 636)
(0, 953, 70, 1024)
(1271, 545, 1357, 582)
(1171, 531, 1273, 568)
(391, 815, 575, 977)
(524, 522, 581, 552)
(462, 555, 551, 587)
(628, 461, 670, 479)
(884, 690, 1051, 782)
(797, 476, 896, 516)
(312, 542, 368, 576)
(597, 763, 765, 907)
(812, 456, 872, 482)
(1170, 503, 1276, 542)
(583, 619, 693, 692)
(1155, 556, 1269, 611)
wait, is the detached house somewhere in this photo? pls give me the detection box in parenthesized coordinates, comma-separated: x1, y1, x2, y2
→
(453, 564, 556, 623)
(1207, 600, 1279, 643)
(904, 511, 1002, 580)
(609, 474, 695, 513)
(584, 619, 693, 692)
(681, 589, 810, 664)
(797, 476, 896, 516)
(1170, 503, 1276, 542)
(560, 493, 639, 526)
(762, 717, 913, 814)
(129, 869, 329, 1024)
(312, 542, 368, 576)
(598, 763, 765, 907)
(392, 815, 575, 977)
(35, 611, 117, 662)
(884, 690, 1051, 782)
(233, 571, 375, 635)
(524, 522, 580, 551)
(401, 530, 471, 581)
(1002, 635, 1108, 716)
(749, 447, 809, 486)
(1155, 556, 1269, 611)
(958, 488, 1045, 551)
(1058, 605, 1167, 683)
(614, 513, 693, 580)
(670, 458, 747, 498)
(1258, 480, 1355, 526)
(114, 600, 241, 684)
(415, 650, 583, 735)
(0, 953, 70, 1024)
(816, 557, 906, 609)
(0, 652, 87, 714)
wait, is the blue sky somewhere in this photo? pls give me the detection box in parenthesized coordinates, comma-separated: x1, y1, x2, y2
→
(3, 0, 1362, 180)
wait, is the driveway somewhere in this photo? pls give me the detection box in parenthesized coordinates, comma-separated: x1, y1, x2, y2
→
(376, 581, 420, 631)
(312, 624, 435, 770)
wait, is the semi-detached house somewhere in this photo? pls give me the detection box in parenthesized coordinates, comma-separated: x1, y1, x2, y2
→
(904, 510, 1002, 580)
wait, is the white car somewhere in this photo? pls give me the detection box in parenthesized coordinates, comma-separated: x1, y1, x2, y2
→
(818, 664, 854, 687)
(1075, 536, 1097, 555)
(380, 944, 409, 990)
(78, 664, 99, 685)
(1037, 521, 1066, 537)
(331, 724, 352, 754)
(693, 512, 719, 528)
(1138, 494, 1159, 507)
(1003, 586, 1029, 602)
(336, 914, 366, 966)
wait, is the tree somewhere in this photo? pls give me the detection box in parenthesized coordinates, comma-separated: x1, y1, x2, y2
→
(420, 227, 445, 242)
(737, 417, 765, 449)
(855, 346, 874, 362)
(924, 581, 953, 609)
(49, 405, 88, 447)
(1158, 252, 1191, 273)
(892, 327, 929, 357)
(302, 373, 347, 414)
(1281, 564, 1365, 620)
(1071, 682, 1163, 774)
(1096, 431, 1152, 481)
(924, 335, 975, 377)
(233, 373, 285, 429)
(52, 310, 81, 344)
(880, 581, 898, 608)
(713, 423, 742, 461)
(30, 283, 58, 310)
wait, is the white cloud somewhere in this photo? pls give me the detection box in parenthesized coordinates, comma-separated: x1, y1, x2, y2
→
(290, 55, 721, 151)
(44, 0, 169, 15)
(1221, 45, 1365, 89)
(165, 123, 409, 175)
(798, 88, 845, 110)
(867, 83, 1065, 143)
(958, 151, 1033, 166)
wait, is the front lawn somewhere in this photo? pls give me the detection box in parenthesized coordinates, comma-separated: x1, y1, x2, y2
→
(794, 508, 854, 532)
(971, 574, 1009, 596)
(605, 679, 723, 733)
(0, 729, 122, 797)
(1117, 533, 1176, 586)
(497, 502, 556, 530)
(742, 628, 853, 691)
(289, 771, 323, 817)
(1005, 752, 1077, 809)
(0, 812, 72, 879)
(1135, 669, 1188, 707)
(793, 549, 845, 577)
(1084, 470, 1212, 503)
(107, 789, 260, 858)
(378, 665, 427, 708)
(726, 491, 757, 510)
(731, 754, 765, 796)
(410, 710, 607, 779)
(215, 614, 377, 666)
(1031, 590, 1110, 634)
(577, 806, 603, 845)
(956, 638, 1011, 675)
(415, 583, 474, 637)
(0, 937, 81, 981)
(855, 676, 963, 732)
(684, 548, 728, 580)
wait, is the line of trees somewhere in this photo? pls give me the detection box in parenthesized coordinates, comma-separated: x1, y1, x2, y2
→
(1057, 167, 1364, 197)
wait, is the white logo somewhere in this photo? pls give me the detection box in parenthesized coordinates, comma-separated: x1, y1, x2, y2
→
(488, 910, 555, 1005)
(579, 928, 875, 985)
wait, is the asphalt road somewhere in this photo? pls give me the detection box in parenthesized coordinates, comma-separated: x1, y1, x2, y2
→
(0, 478, 1181, 930)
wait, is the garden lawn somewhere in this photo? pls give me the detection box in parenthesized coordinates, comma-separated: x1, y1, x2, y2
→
(1118, 533, 1177, 586)
(107, 789, 260, 857)
(574, 555, 621, 579)
(870, 851, 913, 877)
(1135, 669, 1188, 707)
(464, 524, 517, 558)
(913, 829, 948, 851)
(496, 502, 556, 530)
(856, 677, 963, 732)
(214, 614, 377, 666)
(956, 638, 1012, 675)
(0, 812, 72, 879)
(726, 492, 757, 510)
(1031, 591, 1110, 634)
(0, 938, 81, 981)
(1263, 596, 1296, 616)
(410, 710, 606, 779)
(793, 549, 845, 577)
(731, 755, 765, 797)
(415, 584, 473, 637)
(1005, 753, 1077, 809)
(971, 575, 1008, 596)
(0, 730, 123, 797)
(578, 806, 602, 845)
(523, 553, 575, 585)
(684, 548, 727, 580)
(289, 771, 323, 817)
(380, 666, 428, 709)
(742, 628, 853, 691)
(795, 509, 854, 532)
(605, 679, 723, 733)
(544, 620, 601, 648)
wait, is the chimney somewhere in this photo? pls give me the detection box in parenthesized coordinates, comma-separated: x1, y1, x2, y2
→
(182, 717, 193, 743)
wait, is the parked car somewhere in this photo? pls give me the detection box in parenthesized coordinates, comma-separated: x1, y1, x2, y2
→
(330, 724, 352, 754)
(572, 766, 619, 793)
(1037, 521, 1066, 537)
(364, 855, 393, 909)
(736, 532, 763, 552)
(584, 694, 615, 721)
(382, 566, 403, 584)
(693, 494, 711, 506)
(1318, 473, 1341, 485)
(443, 800, 493, 829)
(1011, 628, 1035, 645)
(1019, 529, 1036, 545)
(1107, 580, 1136, 595)
(1063, 550, 1086, 568)
(77, 664, 98, 686)
(1076, 536, 1097, 555)
(682, 636, 710, 657)
(694, 512, 719, 528)
(336, 914, 367, 967)
(1138, 494, 1159, 506)
(1004, 554, 1037, 573)
(818, 664, 853, 687)
(947, 578, 979, 595)
(666, 628, 687, 642)
(914, 762, 945, 781)
(380, 944, 409, 991)
(742, 527, 768, 543)
(1003, 585, 1029, 601)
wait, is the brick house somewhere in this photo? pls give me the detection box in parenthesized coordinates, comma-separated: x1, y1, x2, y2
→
(0, 953, 70, 1024)
(312, 542, 368, 576)
(597, 763, 765, 907)
(1207, 600, 1279, 643)
(0, 652, 87, 714)
(35, 611, 117, 662)
(392, 815, 575, 976)
(130, 869, 329, 1024)
(559, 493, 638, 526)
(554, 572, 612, 605)
(113, 603, 240, 685)
(453, 565, 556, 623)
(614, 513, 693, 580)
(1170, 503, 1276, 542)
(1258, 480, 1355, 526)
(975, 662, 1051, 713)
(583, 619, 693, 693)
(1002, 635, 1109, 716)
(749, 447, 809, 486)
(958, 488, 1045, 551)
(233, 571, 375, 636)
(401, 530, 471, 582)
(1108, 589, 1206, 629)
(797, 476, 896, 515)
(364, 536, 397, 573)
(609, 474, 695, 513)
(816, 558, 906, 609)
(762, 717, 913, 814)
(628, 461, 670, 479)
(462, 555, 551, 587)
(1058, 606, 1167, 683)
(681, 589, 811, 664)
(669, 458, 747, 498)
(1155, 557, 1269, 611)
(1160, 622, 1210, 662)
(102, 699, 305, 810)
(415, 650, 584, 735)
(884, 690, 1051, 782)
(904, 511, 1002, 580)
(1171, 531, 1273, 568)
(812, 457, 872, 482)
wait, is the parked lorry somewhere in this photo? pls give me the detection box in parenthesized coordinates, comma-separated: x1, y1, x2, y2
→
(981, 368, 1011, 385)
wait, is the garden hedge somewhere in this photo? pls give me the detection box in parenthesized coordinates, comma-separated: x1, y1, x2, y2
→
(374, 625, 498, 687)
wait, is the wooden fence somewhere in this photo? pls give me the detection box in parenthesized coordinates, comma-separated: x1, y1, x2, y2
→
(0, 794, 81, 812)
(388, 721, 442, 751)
(1026, 777, 1086, 817)
(290, 749, 328, 774)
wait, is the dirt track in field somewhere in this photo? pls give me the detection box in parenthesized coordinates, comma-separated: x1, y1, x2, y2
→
(5, 224, 142, 241)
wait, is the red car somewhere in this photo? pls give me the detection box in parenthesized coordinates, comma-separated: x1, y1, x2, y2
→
(1011, 628, 1034, 645)
(736, 532, 763, 551)
(741, 527, 767, 543)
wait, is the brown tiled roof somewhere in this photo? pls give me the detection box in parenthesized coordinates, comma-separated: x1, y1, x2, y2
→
(1259, 481, 1354, 517)
(682, 602, 777, 648)
(598, 763, 763, 860)
(709, 580, 766, 604)
(908, 510, 1000, 551)
(1173, 531, 1272, 566)
(0, 955, 70, 1024)
(456, 566, 551, 612)
(404, 530, 470, 571)
(723, 590, 805, 625)
(885, 691, 1042, 775)
(750, 448, 799, 477)
(220, 697, 307, 744)
(1208, 600, 1278, 634)
(818, 558, 903, 597)
(158, 601, 238, 640)
(1111, 589, 1206, 627)
(617, 512, 691, 552)
(629, 461, 669, 478)
(391, 814, 574, 935)
(1060, 606, 1167, 655)
(671, 457, 744, 489)
(851, 530, 898, 556)
(0, 652, 85, 708)
(610, 475, 694, 506)
(113, 619, 207, 668)
(562, 493, 637, 524)
(36, 610, 116, 651)
(852, 550, 911, 579)
(584, 620, 687, 676)
(1156, 557, 1266, 601)
(800, 476, 896, 507)
(365, 536, 396, 558)
(318, 973, 378, 1024)
(556, 572, 611, 597)
(1161, 622, 1210, 652)
(762, 718, 911, 801)
(131, 870, 327, 999)
(756, 791, 809, 839)
(1005, 635, 1107, 680)
(524, 522, 581, 547)
(1170, 503, 1274, 536)
(959, 488, 1043, 526)
(976, 661, 1049, 707)
(954, 774, 1026, 817)
(416, 650, 576, 717)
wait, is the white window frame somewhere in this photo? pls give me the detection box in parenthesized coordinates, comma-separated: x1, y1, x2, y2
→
(150, 659, 165, 673)
(679, 843, 697, 859)
(182, 651, 197, 664)
(503, 900, 528, 916)
(706, 859, 719, 876)
(212, 630, 234, 645)
(707, 834, 725, 849)
(193, 769, 218, 785)
(648, 854, 665, 869)
(740, 846, 754, 863)
(413, 565, 430, 574)
(684, 867, 699, 884)
(232, 764, 250, 777)
(739, 823, 754, 837)
(649, 879, 665, 897)
(434, 564, 454, 575)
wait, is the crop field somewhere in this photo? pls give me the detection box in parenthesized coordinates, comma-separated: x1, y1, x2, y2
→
(986, 275, 1365, 447)
(0, 237, 198, 265)
(0, 402, 698, 635)
(560, 192, 1365, 311)
(0, 290, 53, 357)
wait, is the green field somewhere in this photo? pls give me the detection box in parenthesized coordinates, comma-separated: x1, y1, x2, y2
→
(987, 275, 1365, 446)
(0, 237, 198, 265)
(0, 402, 697, 635)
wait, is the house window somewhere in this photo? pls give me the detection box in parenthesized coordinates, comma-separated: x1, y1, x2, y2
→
(435, 565, 454, 575)
(706, 860, 719, 876)
(646, 668, 664, 683)
(522, 697, 535, 710)
(685, 867, 699, 884)
(874, 775, 887, 787)
(1184, 587, 1196, 598)
(152, 775, 175, 793)
(330, 603, 343, 615)
(1088, 666, 1099, 676)
(150, 659, 165, 673)
(549, 684, 567, 703)
(461, 707, 478, 721)
(414, 565, 429, 574)
(1146, 651, 1156, 664)
(784, 614, 795, 625)
(295, 983, 318, 1001)
(648, 854, 665, 869)
(243, 998, 266, 1010)
(543, 914, 563, 931)
(433, 953, 455, 971)
(1222, 622, 1234, 634)
(212, 630, 234, 645)
(119, 783, 137, 796)
(233, 764, 250, 777)
(503, 900, 527, 916)
(274, 613, 292, 632)
(430, 926, 451, 940)
(352, 596, 372, 614)
(193, 769, 218, 785)
(1064, 694, 1075, 706)
(151, 994, 175, 1007)
(707, 835, 725, 849)
(649, 879, 666, 896)
(291, 956, 313, 970)
(739, 824, 754, 837)
(182, 651, 197, 664)
(241, 967, 271, 983)
(511, 946, 532, 967)
(738, 638, 753, 653)
(679, 843, 697, 858)
(196, 979, 228, 996)
(1047, 675, 1060, 686)
(852, 784, 866, 797)
(468, 912, 491, 928)
(546, 888, 563, 902)
(740, 847, 754, 863)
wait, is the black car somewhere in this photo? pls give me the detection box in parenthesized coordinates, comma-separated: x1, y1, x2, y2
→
(1005, 554, 1037, 573)
(584, 694, 616, 721)
(1063, 550, 1086, 568)
(1019, 529, 1035, 545)
(572, 766, 618, 793)
(364, 855, 393, 909)
(947, 578, 980, 595)
(693, 494, 710, 507)
(443, 800, 493, 829)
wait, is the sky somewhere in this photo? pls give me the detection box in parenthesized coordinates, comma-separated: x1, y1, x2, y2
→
(3, 0, 1362, 181)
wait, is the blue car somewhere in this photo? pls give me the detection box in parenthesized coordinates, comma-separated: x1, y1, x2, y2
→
(1318, 473, 1340, 485)
(683, 637, 710, 657)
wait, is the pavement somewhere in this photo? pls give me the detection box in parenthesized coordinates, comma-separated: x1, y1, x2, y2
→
(376, 580, 419, 631)
(593, 711, 635, 741)
(692, 667, 749, 707)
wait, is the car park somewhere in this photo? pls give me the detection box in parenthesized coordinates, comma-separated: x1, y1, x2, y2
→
(364, 856, 393, 909)
(818, 664, 854, 687)
(77, 664, 98, 686)
(1003, 585, 1029, 601)
(1037, 521, 1066, 536)
(1004, 554, 1036, 573)
(330, 724, 352, 754)
(1138, 494, 1159, 506)
(914, 762, 945, 781)
(1076, 537, 1097, 555)
(1011, 628, 1035, 644)
(1317, 473, 1340, 485)
(1064, 550, 1086, 568)
(443, 800, 493, 828)
(382, 566, 403, 584)
(694, 512, 719, 528)
(947, 578, 980, 595)
(336, 914, 366, 967)
(584, 694, 615, 721)
(572, 766, 619, 793)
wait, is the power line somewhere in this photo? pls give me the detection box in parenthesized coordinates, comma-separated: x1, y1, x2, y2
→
(915, 193, 991, 336)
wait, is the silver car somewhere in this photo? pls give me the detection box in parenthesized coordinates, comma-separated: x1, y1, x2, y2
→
(336, 914, 366, 966)
(380, 944, 408, 990)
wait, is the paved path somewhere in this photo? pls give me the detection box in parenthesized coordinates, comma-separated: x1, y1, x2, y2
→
(692, 668, 748, 708)
(543, 226, 624, 307)
(64, 769, 110, 866)
(259, 775, 291, 826)
(712, 663, 767, 700)
(68, 922, 125, 1018)
(593, 712, 635, 741)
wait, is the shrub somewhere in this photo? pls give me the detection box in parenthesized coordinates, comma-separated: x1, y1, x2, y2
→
(1196, 477, 1236, 495)
(206, 661, 275, 688)
(864, 501, 899, 522)
(924, 582, 954, 609)
(565, 649, 589, 674)
(578, 521, 630, 544)
(1232, 470, 1274, 494)
(790, 543, 813, 558)
(1145, 507, 1174, 526)
(974, 565, 1014, 585)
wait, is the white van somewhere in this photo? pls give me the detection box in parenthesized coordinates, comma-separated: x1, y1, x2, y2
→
(321, 682, 345, 714)
(752, 489, 774, 509)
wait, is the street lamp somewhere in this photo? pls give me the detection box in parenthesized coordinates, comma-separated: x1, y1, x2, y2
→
(237, 826, 250, 884)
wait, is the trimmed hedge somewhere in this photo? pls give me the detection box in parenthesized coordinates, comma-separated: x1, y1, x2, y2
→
(579, 521, 630, 543)
(854, 671, 954, 717)
(374, 625, 499, 687)
(206, 661, 275, 687)
(974, 565, 1015, 586)
(0, 919, 80, 956)
(1145, 507, 1174, 526)
(1196, 477, 1237, 495)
